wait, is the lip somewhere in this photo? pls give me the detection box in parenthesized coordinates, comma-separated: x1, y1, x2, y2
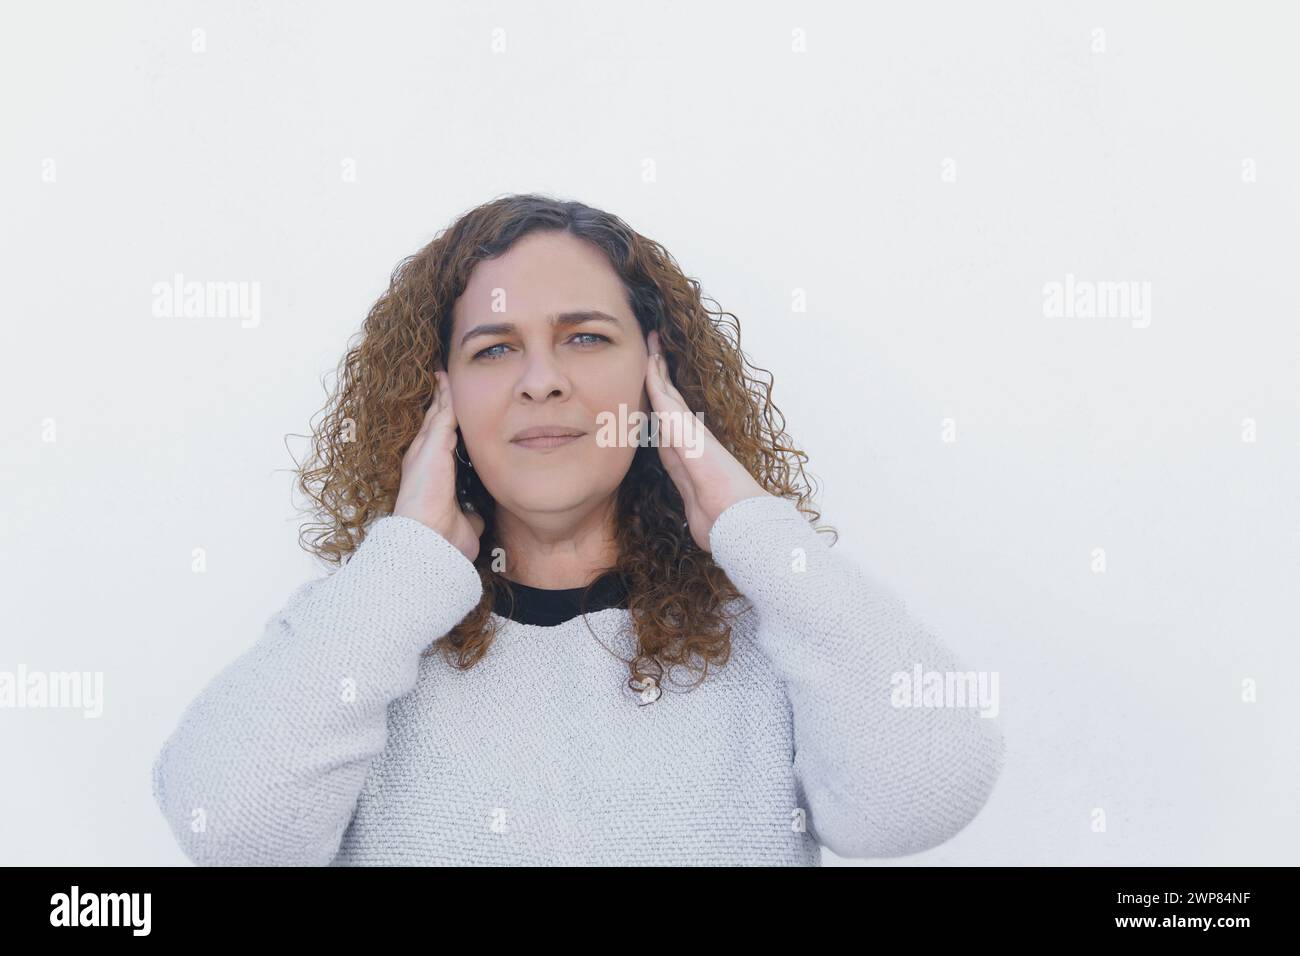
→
(512, 434, 583, 450)
(509, 424, 587, 442)
(510, 425, 587, 450)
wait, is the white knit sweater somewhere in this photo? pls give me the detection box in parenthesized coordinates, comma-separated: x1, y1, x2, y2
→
(151, 494, 1006, 865)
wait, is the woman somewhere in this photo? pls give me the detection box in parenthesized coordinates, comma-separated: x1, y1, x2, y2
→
(151, 193, 1006, 866)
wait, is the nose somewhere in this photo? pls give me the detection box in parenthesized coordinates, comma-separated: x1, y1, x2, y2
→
(513, 348, 571, 402)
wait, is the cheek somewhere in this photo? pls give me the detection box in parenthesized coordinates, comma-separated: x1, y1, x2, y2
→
(450, 383, 496, 443)
(592, 358, 648, 410)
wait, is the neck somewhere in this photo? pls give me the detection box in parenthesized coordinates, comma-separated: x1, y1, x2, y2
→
(493, 495, 620, 589)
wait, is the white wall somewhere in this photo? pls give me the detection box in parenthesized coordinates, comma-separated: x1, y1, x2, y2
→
(1, 0, 1296, 865)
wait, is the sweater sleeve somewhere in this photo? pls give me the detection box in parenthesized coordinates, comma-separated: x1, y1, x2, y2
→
(150, 514, 484, 866)
(708, 493, 1006, 859)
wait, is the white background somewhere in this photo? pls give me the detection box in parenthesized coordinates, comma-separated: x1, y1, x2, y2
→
(2, 1, 1297, 866)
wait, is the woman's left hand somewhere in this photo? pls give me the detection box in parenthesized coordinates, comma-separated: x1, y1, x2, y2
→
(644, 330, 771, 552)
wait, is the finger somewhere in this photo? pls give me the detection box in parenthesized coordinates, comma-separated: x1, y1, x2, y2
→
(654, 352, 690, 407)
(405, 400, 438, 461)
(649, 357, 711, 454)
(650, 352, 688, 412)
(413, 376, 446, 438)
(426, 373, 460, 444)
(656, 440, 695, 510)
(407, 377, 456, 465)
(643, 358, 668, 432)
(645, 352, 684, 416)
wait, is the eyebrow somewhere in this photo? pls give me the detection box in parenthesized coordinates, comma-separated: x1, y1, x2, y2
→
(458, 310, 623, 352)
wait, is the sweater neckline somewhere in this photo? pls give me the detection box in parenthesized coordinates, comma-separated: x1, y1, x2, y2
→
(491, 572, 630, 628)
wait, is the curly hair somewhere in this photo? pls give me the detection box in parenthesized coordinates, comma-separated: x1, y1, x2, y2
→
(290, 192, 836, 697)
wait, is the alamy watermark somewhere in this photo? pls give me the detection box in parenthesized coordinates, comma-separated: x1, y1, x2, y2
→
(49, 886, 150, 935)
(151, 272, 261, 328)
(1043, 273, 1151, 328)
(595, 404, 704, 458)
(890, 663, 999, 718)
(0, 664, 103, 718)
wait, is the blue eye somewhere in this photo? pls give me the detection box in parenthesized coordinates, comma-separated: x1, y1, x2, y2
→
(472, 333, 611, 361)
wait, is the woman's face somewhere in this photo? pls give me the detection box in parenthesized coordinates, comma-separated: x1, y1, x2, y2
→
(445, 229, 652, 517)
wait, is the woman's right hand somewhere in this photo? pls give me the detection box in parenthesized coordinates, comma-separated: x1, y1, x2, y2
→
(394, 370, 486, 562)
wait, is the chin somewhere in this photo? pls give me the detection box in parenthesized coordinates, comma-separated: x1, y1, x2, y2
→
(505, 492, 589, 514)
